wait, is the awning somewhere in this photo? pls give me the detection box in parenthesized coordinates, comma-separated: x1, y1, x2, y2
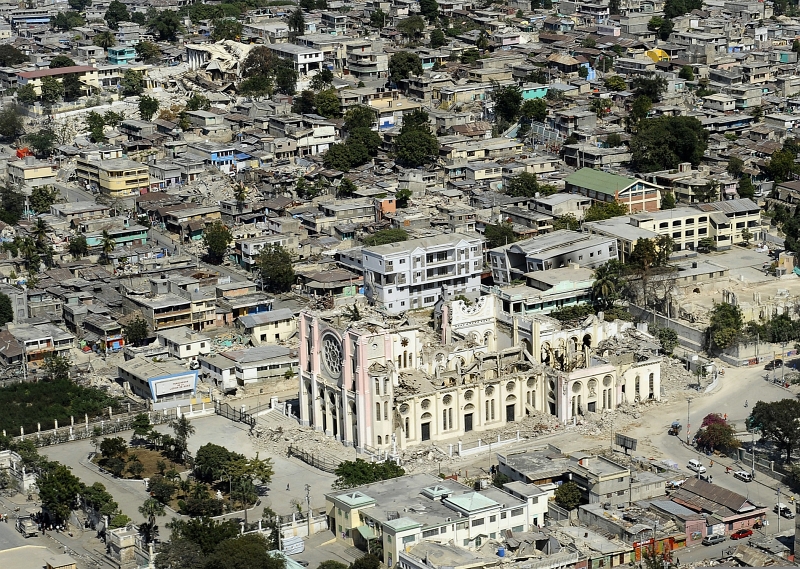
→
(356, 525, 376, 540)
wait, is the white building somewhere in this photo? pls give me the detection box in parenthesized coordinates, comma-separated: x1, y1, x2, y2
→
(362, 234, 484, 314)
(326, 473, 549, 567)
(268, 43, 324, 75)
(155, 327, 211, 361)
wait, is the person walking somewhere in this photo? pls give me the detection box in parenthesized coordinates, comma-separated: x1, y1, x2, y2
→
(286, 484, 290, 491)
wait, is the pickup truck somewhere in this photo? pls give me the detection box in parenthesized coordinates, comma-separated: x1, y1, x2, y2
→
(15, 516, 38, 538)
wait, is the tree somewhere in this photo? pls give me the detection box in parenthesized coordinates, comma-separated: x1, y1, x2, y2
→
(239, 75, 273, 99)
(94, 31, 116, 49)
(750, 106, 764, 123)
(274, 58, 298, 95)
(370, 9, 387, 28)
(30, 186, 59, 214)
(315, 89, 340, 118)
(148, 475, 176, 504)
(630, 95, 652, 123)
(26, 129, 57, 157)
(86, 111, 106, 143)
(38, 463, 82, 525)
(630, 116, 709, 172)
(707, 302, 743, 352)
(520, 98, 547, 123)
(153, 539, 206, 569)
(139, 497, 165, 529)
(661, 192, 676, 209)
(42, 353, 71, 381)
(194, 443, 245, 482)
(583, 201, 628, 222)
(695, 413, 739, 452)
(124, 315, 150, 346)
(749, 399, 800, 462)
(62, 73, 83, 101)
(319, 562, 349, 569)
(0, 105, 22, 141)
(632, 75, 667, 102)
(345, 106, 376, 131)
(338, 178, 357, 198)
(241, 46, 273, 78)
(324, 142, 368, 171)
(609, 0, 621, 14)
(363, 228, 409, 246)
(202, 220, 233, 264)
(40, 76, 64, 105)
(506, 172, 543, 198)
(212, 18, 242, 41)
(138, 94, 159, 121)
(395, 187, 412, 208)
(68, 0, 92, 10)
(492, 84, 523, 123)
(204, 534, 284, 569)
(738, 175, 756, 200)
(484, 222, 515, 249)
(553, 213, 580, 231)
(604, 75, 627, 91)
(460, 49, 480, 64)
(150, 10, 181, 40)
(136, 41, 161, 64)
(169, 517, 241, 556)
(121, 69, 144, 96)
(0, 45, 27, 67)
(104, 110, 125, 127)
(104, 1, 130, 30)
(348, 127, 381, 156)
(310, 68, 334, 91)
(288, 8, 305, 36)
(430, 28, 447, 48)
(395, 109, 438, 167)
(49, 55, 76, 69)
(257, 244, 295, 293)
(16, 84, 36, 106)
(397, 15, 425, 43)
(554, 481, 582, 510)
(727, 156, 744, 178)
(352, 555, 381, 569)
(100, 229, 115, 263)
(656, 327, 678, 354)
(419, 0, 439, 22)
(0, 293, 11, 327)
(767, 148, 797, 183)
(333, 459, 405, 489)
(592, 260, 625, 310)
(741, 227, 753, 246)
(389, 51, 422, 84)
(131, 413, 151, 445)
(678, 65, 694, 81)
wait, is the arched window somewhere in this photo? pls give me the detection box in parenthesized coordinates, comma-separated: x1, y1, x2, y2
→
(377, 435, 382, 445)
(635, 376, 641, 396)
(384, 401, 388, 420)
(404, 417, 410, 438)
(376, 403, 381, 420)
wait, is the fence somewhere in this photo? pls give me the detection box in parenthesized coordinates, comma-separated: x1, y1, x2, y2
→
(288, 445, 341, 473)
(4, 404, 174, 448)
(627, 304, 706, 352)
(456, 432, 522, 457)
(547, 501, 571, 524)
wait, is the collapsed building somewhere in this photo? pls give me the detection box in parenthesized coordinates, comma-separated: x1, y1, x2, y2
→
(298, 293, 661, 453)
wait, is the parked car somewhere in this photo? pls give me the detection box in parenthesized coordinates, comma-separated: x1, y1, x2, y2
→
(731, 529, 753, 540)
(702, 534, 725, 546)
(765, 359, 783, 370)
(733, 471, 752, 482)
(688, 459, 706, 474)
(775, 503, 795, 519)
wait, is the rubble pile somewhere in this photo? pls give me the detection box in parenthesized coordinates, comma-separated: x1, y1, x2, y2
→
(250, 416, 359, 466)
(660, 358, 702, 394)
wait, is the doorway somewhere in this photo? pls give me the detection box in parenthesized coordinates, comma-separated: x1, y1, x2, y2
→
(464, 413, 473, 432)
(421, 422, 431, 441)
(588, 401, 596, 413)
(506, 404, 515, 423)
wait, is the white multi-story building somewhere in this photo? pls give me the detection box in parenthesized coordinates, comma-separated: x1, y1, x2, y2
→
(362, 234, 484, 314)
(345, 40, 389, 80)
(326, 473, 549, 567)
(268, 43, 324, 75)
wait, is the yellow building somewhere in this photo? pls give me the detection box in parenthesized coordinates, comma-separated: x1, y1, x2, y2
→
(76, 151, 150, 198)
(16, 65, 99, 97)
(7, 157, 57, 189)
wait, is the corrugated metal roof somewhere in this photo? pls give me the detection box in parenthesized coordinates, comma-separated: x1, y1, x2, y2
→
(565, 168, 635, 196)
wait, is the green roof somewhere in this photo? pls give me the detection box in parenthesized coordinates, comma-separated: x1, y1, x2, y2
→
(443, 492, 499, 513)
(335, 491, 376, 508)
(384, 517, 422, 532)
(565, 168, 636, 196)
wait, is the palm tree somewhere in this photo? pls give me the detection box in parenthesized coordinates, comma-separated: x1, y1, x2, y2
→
(32, 217, 48, 244)
(138, 498, 165, 543)
(100, 229, 115, 264)
(170, 415, 195, 457)
(233, 183, 248, 213)
(94, 31, 116, 49)
(591, 261, 623, 310)
(179, 477, 192, 498)
(288, 8, 305, 36)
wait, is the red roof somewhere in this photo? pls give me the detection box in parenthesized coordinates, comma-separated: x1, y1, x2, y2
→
(17, 65, 96, 79)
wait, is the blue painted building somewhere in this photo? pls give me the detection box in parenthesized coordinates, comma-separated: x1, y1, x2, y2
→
(108, 46, 137, 65)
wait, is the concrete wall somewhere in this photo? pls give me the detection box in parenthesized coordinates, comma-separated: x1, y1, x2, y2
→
(627, 305, 706, 352)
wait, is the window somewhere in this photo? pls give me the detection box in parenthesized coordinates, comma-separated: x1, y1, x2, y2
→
(471, 518, 484, 527)
(489, 515, 496, 522)
(200, 342, 206, 348)
(511, 508, 523, 517)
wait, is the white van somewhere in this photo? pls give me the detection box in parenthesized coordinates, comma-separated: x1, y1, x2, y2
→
(688, 459, 706, 474)
(733, 471, 752, 482)
(775, 503, 795, 519)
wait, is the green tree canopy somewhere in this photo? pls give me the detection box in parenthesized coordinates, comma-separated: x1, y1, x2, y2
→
(104, 0, 130, 29)
(38, 463, 83, 523)
(520, 98, 547, 123)
(0, 45, 27, 66)
(395, 109, 438, 167)
(0, 105, 23, 140)
(136, 41, 162, 64)
(138, 94, 160, 121)
(389, 51, 422, 84)
(707, 302, 743, 352)
(554, 481, 582, 510)
(124, 315, 150, 346)
(333, 459, 405, 489)
(748, 399, 800, 461)
(49, 55, 76, 68)
(0, 293, 12, 327)
(256, 244, 295, 293)
(492, 84, 523, 123)
(630, 116, 709, 172)
(583, 201, 628, 222)
(363, 228, 409, 246)
(202, 220, 233, 264)
(121, 69, 144, 96)
(150, 10, 182, 40)
(211, 18, 243, 41)
(484, 222, 515, 249)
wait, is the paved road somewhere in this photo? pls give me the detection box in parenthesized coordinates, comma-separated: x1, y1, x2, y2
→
(147, 228, 248, 283)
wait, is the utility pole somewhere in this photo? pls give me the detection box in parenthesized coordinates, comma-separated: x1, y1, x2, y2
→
(305, 483, 312, 536)
(781, 342, 787, 384)
(751, 431, 756, 480)
(686, 399, 692, 444)
(778, 486, 782, 535)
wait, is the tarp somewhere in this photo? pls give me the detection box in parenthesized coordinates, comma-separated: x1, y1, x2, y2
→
(357, 525, 376, 540)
